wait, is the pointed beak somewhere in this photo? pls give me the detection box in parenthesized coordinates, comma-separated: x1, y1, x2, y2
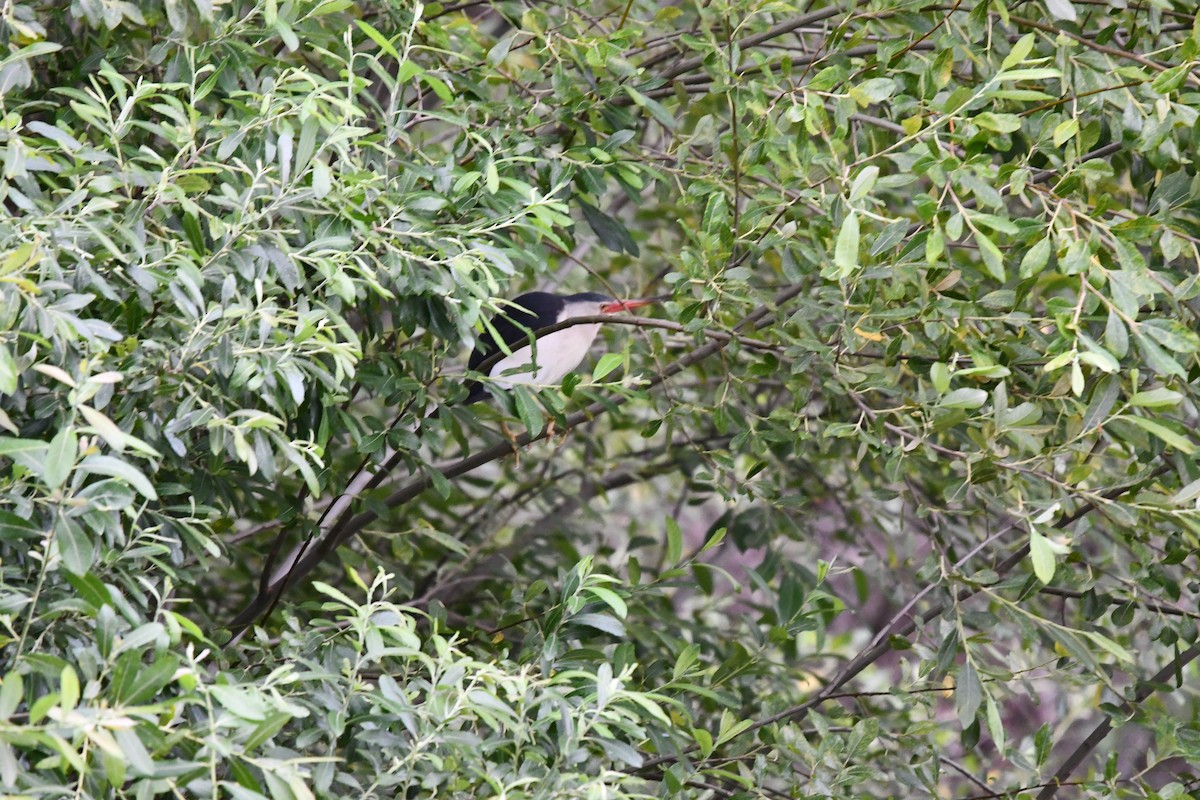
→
(600, 298, 656, 314)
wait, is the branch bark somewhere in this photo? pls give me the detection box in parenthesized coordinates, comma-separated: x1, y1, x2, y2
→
(633, 463, 1172, 776)
(1036, 641, 1200, 800)
(657, 6, 851, 82)
(227, 282, 809, 634)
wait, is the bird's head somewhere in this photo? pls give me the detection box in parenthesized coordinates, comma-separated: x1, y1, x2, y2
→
(562, 291, 656, 318)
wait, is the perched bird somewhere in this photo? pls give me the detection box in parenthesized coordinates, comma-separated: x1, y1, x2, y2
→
(465, 291, 653, 402)
(228, 289, 654, 632)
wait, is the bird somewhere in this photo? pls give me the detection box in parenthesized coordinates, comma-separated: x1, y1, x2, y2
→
(228, 289, 655, 632)
(464, 291, 654, 402)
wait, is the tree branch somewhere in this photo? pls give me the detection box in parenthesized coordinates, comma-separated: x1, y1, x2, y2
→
(633, 463, 1172, 776)
(227, 281, 810, 634)
(656, 6, 851, 82)
(1036, 641, 1200, 799)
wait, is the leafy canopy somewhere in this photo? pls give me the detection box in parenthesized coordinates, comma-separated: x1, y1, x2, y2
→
(2, 0, 1200, 797)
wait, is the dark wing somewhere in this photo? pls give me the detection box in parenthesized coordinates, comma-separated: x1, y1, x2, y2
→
(462, 293, 559, 404)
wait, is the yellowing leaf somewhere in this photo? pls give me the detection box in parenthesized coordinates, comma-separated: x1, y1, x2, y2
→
(852, 326, 884, 342)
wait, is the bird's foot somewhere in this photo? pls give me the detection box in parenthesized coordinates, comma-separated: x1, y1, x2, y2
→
(500, 420, 521, 466)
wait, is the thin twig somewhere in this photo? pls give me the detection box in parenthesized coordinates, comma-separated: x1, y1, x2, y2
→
(1036, 642, 1200, 799)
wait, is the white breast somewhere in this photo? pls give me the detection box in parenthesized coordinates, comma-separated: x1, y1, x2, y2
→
(488, 323, 602, 388)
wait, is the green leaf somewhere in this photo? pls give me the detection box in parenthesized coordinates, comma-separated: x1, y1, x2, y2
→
(1019, 237, 1051, 279)
(1086, 631, 1133, 663)
(0, 242, 38, 276)
(832, 211, 860, 280)
(1170, 477, 1200, 506)
(849, 166, 879, 202)
(1128, 387, 1182, 408)
(355, 19, 402, 61)
(974, 230, 1005, 281)
(78, 404, 127, 452)
(0, 437, 48, 478)
(975, 112, 1022, 133)
(60, 665, 79, 711)
(44, 426, 77, 490)
(210, 685, 270, 722)
(1081, 376, 1119, 433)
(311, 580, 358, 609)
(311, 158, 331, 199)
(699, 526, 727, 554)
(487, 33, 516, 66)
(420, 73, 453, 103)
(579, 200, 638, 256)
(1119, 415, 1196, 453)
(0, 509, 39, 542)
(1152, 63, 1190, 94)
(1105, 309, 1129, 358)
(511, 386, 543, 437)
(64, 571, 111, 609)
(0, 345, 18, 395)
(940, 388, 987, 409)
(586, 586, 627, 619)
(1078, 347, 1119, 374)
(76, 455, 158, 500)
(592, 352, 624, 381)
(1045, 0, 1077, 20)
(986, 693, 1005, 752)
(925, 225, 944, 262)
(623, 86, 676, 130)
(1029, 528, 1056, 583)
(999, 68, 1062, 82)
(0, 672, 23, 721)
(485, 160, 499, 194)
(956, 660, 982, 727)
(1134, 332, 1186, 377)
(427, 466, 452, 500)
(572, 612, 625, 637)
(673, 643, 701, 680)
(929, 362, 950, 394)
(114, 728, 155, 777)
(1002, 33, 1036, 70)
(56, 515, 94, 575)
(848, 77, 895, 106)
(1141, 319, 1200, 353)
(665, 516, 682, 566)
(1052, 118, 1079, 147)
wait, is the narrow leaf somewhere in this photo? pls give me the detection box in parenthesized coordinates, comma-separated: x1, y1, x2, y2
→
(941, 388, 988, 409)
(956, 660, 982, 727)
(1120, 415, 1196, 453)
(665, 516, 682, 566)
(1029, 528, 1056, 583)
(975, 229, 1005, 281)
(592, 352, 623, 381)
(832, 211, 860, 279)
(77, 455, 158, 499)
(512, 386, 543, 437)
(44, 426, 77, 490)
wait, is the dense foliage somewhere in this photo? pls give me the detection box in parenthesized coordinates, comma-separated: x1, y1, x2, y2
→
(3, 0, 1200, 797)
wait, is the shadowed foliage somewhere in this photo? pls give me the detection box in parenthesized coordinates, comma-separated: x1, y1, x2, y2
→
(2, 0, 1200, 797)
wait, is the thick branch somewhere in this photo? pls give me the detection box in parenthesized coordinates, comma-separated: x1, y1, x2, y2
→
(227, 281, 808, 632)
(634, 463, 1171, 776)
(1036, 642, 1200, 799)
